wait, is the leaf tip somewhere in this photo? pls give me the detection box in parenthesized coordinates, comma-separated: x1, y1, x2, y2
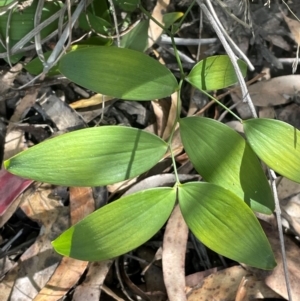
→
(3, 159, 11, 170)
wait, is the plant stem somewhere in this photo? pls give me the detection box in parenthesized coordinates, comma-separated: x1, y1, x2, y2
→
(175, 0, 197, 33)
(139, 5, 172, 36)
(200, 89, 242, 122)
(170, 35, 185, 78)
(167, 80, 184, 184)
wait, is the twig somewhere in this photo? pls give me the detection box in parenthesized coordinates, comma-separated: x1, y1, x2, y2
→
(268, 169, 293, 301)
(159, 35, 217, 45)
(204, 0, 254, 71)
(34, 0, 46, 65)
(108, 0, 120, 47)
(197, 0, 257, 118)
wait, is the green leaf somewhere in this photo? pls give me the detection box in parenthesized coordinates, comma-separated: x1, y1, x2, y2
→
(163, 12, 184, 29)
(0, 0, 61, 63)
(88, 0, 111, 23)
(25, 50, 60, 76)
(52, 187, 176, 261)
(113, 0, 139, 12)
(178, 182, 276, 269)
(4, 126, 168, 187)
(185, 55, 247, 91)
(78, 11, 112, 35)
(59, 46, 178, 100)
(244, 118, 300, 182)
(0, 0, 61, 41)
(25, 40, 112, 76)
(120, 19, 149, 52)
(179, 117, 274, 214)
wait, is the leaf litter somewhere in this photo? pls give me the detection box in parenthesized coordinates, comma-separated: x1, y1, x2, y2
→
(1, 0, 300, 300)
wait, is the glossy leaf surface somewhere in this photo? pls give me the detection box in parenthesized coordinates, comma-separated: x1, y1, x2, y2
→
(178, 182, 276, 269)
(52, 187, 176, 261)
(244, 118, 300, 182)
(179, 117, 274, 214)
(185, 55, 247, 91)
(4, 126, 168, 187)
(59, 46, 178, 100)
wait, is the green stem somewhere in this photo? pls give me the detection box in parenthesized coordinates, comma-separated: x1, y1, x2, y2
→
(200, 89, 242, 122)
(139, 5, 172, 36)
(170, 35, 185, 78)
(174, 0, 197, 33)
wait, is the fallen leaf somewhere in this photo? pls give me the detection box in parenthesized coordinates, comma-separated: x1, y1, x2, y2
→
(72, 260, 113, 301)
(148, 0, 170, 48)
(281, 12, 300, 45)
(33, 187, 95, 301)
(231, 75, 300, 107)
(70, 94, 114, 109)
(247, 221, 300, 300)
(187, 266, 280, 301)
(163, 205, 188, 301)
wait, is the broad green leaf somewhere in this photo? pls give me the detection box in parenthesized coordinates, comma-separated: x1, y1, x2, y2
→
(163, 12, 184, 29)
(25, 40, 112, 76)
(120, 19, 149, 52)
(244, 118, 300, 182)
(178, 182, 276, 269)
(52, 187, 176, 261)
(59, 46, 178, 100)
(179, 117, 274, 214)
(4, 126, 168, 187)
(185, 55, 247, 91)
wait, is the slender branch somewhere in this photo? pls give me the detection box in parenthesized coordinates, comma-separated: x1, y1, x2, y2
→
(197, 1, 258, 118)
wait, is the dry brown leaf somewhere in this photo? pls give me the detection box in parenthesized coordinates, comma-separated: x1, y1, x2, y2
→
(148, 0, 170, 48)
(4, 184, 68, 300)
(73, 260, 113, 301)
(151, 99, 171, 137)
(4, 129, 26, 160)
(247, 221, 300, 300)
(0, 63, 22, 95)
(33, 258, 88, 301)
(187, 266, 280, 301)
(231, 75, 300, 107)
(70, 94, 114, 109)
(7, 88, 38, 133)
(280, 194, 300, 237)
(33, 187, 95, 301)
(282, 12, 300, 45)
(162, 205, 188, 301)
(276, 102, 300, 129)
(277, 177, 300, 201)
(258, 106, 275, 119)
(69, 187, 95, 224)
(185, 268, 219, 291)
(162, 92, 178, 140)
